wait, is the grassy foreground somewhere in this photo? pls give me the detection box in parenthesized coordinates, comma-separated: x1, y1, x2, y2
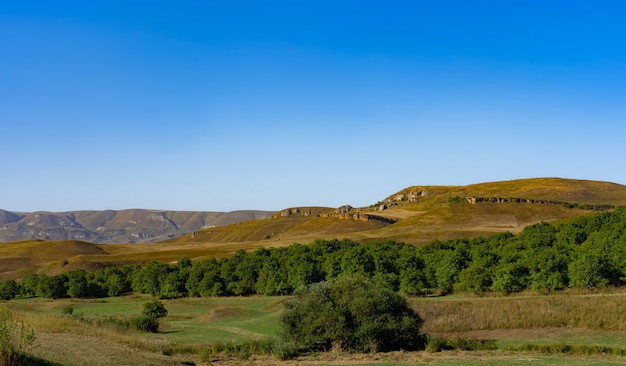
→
(3, 289, 626, 365)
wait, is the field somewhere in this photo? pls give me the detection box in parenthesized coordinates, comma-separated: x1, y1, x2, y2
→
(5, 289, 626, 365)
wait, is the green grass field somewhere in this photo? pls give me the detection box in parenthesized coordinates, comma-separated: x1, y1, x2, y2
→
(5, 289, 626, 365)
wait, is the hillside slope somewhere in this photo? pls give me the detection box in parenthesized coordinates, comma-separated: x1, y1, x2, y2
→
(169, 178, 626, 246)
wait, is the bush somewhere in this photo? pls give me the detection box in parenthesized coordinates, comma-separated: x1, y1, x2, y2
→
(61, 305, 74, 316)
(0, 281, 18, 301)
(0, 307, 36, 366)
(96, 316, 131, 331)
(197, 347, 213, 362)
(425, 336, 497, 353)
(131, 316, 160, 333)
(425, 337, 450, 353)
(271, 339, 299, 360)
(142, 299, 168, 320)
(448, 196, 467, 205)
(129, 300, 168, 333)
(280, 274, 424, 353)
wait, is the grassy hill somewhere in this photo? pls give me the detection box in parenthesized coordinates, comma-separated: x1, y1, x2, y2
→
(1, 177, 625, 281)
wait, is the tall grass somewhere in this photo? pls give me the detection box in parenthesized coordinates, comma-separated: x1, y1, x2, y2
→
(11, 311, 185, 356)
(504, 343, 626, 356)
(413, 291, 626, 334)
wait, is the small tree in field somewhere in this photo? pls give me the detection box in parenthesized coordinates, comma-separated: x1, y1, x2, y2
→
(280, 274, 424, 353)
(143, 299, 168, 320)
(133, 299, 168, 333)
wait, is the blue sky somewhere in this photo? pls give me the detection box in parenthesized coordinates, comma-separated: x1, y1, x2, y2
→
(2, 1, 625, 212)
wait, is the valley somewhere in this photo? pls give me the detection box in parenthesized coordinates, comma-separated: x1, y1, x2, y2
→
(2, 177, 626, 365)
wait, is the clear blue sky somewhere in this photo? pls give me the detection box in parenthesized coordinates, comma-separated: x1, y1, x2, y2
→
(2, 1, 625, 212)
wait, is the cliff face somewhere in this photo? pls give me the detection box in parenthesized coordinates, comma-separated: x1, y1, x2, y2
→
(0, 209, 274, 244)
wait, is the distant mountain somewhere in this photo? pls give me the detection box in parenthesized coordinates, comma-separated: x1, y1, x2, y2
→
(0, 209, 275, 243)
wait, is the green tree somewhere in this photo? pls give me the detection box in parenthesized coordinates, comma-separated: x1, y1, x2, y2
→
(66, 269, 90, 298)
(526, 246, 568, 291)
(131, 262, 169, 297)
(339, 246, 375, 276)
(0, 281, 18, 301)
(491, 263, 529, 294)
(187, 258, 225, 297)
(160, 269, 188, 299)
(143, 299, 168, 320)
(18, 274, 39, 298)
(568, 253, 611, 289)
(37, 274, 68, 299)
(456, 263, 492, 295)
(220, 250, 258, 295)
(256, 256, 290, 295)
(133, 299, 168, 333)
(434, 249, 467, 294)
(280, 274, 424, 353)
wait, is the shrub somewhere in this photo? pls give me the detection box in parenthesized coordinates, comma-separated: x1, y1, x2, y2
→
(96, 316, 131, 331)
(61, 305, 74, 316)
(425, 336, 497, 353)
(197, 347, 213, 362)
(129, 299, 168, 333)
(280, 274, 424, 353)
(448, 196, 467, 205)
(142, 299, 168, 320)
(0, 281, 18, 301)
(271, 339, 299, 360)
(132, 316, 160, 333)
(0, 307, 36, 366)
(425, 337, 450, 353)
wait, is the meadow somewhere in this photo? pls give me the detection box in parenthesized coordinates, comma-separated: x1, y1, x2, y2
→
(5, 289, 626, 365)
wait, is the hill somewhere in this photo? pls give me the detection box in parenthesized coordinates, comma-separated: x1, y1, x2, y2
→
(1, 177, 625, 280)
(0, 209, 275, 243)
(168, 177, 626, 246)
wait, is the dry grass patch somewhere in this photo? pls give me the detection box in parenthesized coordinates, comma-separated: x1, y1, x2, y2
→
(32, 332, 191, 366)
(413, 290, 626, 335)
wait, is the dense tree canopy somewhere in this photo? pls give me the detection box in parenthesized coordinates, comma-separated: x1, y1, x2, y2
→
(3, 207, 626, 299)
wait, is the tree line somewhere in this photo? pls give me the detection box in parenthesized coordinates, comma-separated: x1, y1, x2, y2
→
(1, 206, 626, 300)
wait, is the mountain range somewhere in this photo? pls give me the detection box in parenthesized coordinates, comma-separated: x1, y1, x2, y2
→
(0, 209, 274, 243)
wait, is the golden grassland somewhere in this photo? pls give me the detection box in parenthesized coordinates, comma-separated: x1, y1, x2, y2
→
(414, 287, 626, 335)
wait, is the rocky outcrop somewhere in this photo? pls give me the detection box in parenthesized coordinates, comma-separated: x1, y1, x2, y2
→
(319, 209, 397, 224)
(280, 208, 315, 217)
(463, 197, 615, 211)
(384, 189, 433, 206)
(336, 205, 353, 214)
